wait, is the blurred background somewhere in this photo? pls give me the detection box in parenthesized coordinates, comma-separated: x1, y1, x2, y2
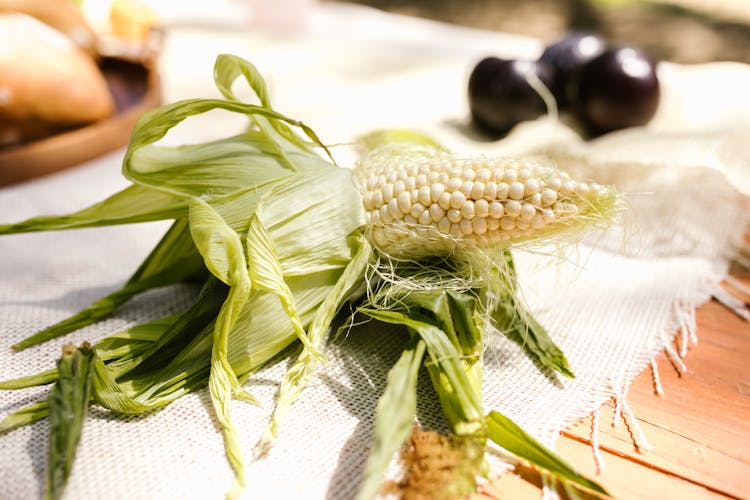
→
(3, 0, 750, 184)
(330, 0, 750, 64)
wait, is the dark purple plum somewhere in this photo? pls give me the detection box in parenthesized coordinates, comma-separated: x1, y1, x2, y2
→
(539, 31, 607, 108)
(468, 56, 555, 137)
(572, 46, 660, 135)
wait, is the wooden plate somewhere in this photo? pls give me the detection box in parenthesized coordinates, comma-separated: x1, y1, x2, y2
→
(0, 57, 161, 187)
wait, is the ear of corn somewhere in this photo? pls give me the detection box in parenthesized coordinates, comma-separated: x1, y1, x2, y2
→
(358, 146, 617, 258)
(0, 55, 612, 499)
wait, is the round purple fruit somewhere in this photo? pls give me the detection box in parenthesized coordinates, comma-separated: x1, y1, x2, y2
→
(572, 46, 660, 135)
(468, 56, 554, 136)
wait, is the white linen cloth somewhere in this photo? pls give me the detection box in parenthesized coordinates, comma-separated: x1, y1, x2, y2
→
(1, 3, 748, 499)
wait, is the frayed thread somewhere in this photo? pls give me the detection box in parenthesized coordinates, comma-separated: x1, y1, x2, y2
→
(590, 408, 606, 474)
(723, 275, 750, 298)
(674, 300, 697, 357)
(650, 359, 664, 396)
(664, 343, 688, 374)
(620, 398, 653, 452)
(712, 280, 750, 321)
(611, 394, 653, 454)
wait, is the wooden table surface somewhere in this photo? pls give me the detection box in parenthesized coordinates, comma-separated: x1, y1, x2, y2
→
(477, 268, 750, 499)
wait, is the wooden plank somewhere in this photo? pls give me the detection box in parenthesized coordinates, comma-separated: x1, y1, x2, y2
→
(476, 437, 726, 499)
(558, 302, 750, 498)
(477, 273, 750, 499)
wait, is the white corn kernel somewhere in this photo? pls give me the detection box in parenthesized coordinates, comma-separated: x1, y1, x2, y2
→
(472, 218, 487, 235)
(475, 199, 490, 217)
(520, 202, 536, 221)
(500, 216, 515, 231)
(381, 183, 394, 201)
(450, 191, 467, 209)
(363, 192, 375, 211)
(438, 191, 452, 211)
(418, 210, 432, 225)
(505, 200, 522, 217)
(541, 189, 557, 206)
(418, 186, 431, 206)
(524, 179, 540, 196)
(508, 182, 525, 200)
(496, 182, 509, 200)
(429, 203, 445, 222)
(471, 182, 485, 200)
(447, 177, 462, 192)
(410, 202, 425, 219)
(430, 182, 445, 203)
(484, 181, 497, 200)
(489, 201, 504, 219)
(540, 208, 555, 223)
(388, 198, 402, 219)
(373, 189, 384, 208)
(397, 191, 411, 214)
(437, 217, 451, 234)
(379, 205, 393, 224)
(461, 200, 475, 219)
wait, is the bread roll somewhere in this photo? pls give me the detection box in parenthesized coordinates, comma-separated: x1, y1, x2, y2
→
(0, 0, 97, 54)
(0, 13, 114, 127)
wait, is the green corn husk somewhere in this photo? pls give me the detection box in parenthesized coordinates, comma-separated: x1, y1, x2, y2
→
(0, 54, 612, 499)
(355, 251, 591, 499)
(45, 343, 95, 500)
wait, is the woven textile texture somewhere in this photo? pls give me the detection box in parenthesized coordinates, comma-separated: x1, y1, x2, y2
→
(1, 4, 748, 499)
